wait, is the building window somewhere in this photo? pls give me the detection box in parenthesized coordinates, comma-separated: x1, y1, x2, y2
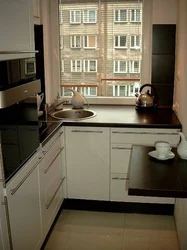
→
(83, 9, 97, 23)
(59, 10, 63, 24)
(130, 9, 141, 22)
(60, 60, 64, 72)
(113, 83, 140, 96)
(83, 60, 97, 72)
(114, 61, 128, 73)
(60, 35, 63, 49)
(114, 35, 127, 48)
(83, 35, 97, 49)
(129, 60, 141, 73)
(114, 9, 128, 23)
(71, 60, 82, 72)
(70, 10, 81, 24)
(130, 35, 140, 49)
(70, 35, 81, 48)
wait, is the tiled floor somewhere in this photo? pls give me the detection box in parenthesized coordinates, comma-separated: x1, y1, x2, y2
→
(44, 210, 179, 250)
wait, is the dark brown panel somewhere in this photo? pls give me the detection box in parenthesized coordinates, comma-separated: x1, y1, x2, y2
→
(152, 55, 175, 83)
(152, 84, 174, 106)
(152, 25, 176, 54)
(128, 146, 187, 198)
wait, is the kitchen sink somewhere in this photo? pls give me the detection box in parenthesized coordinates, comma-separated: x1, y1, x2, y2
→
(50, 109, 97, 120)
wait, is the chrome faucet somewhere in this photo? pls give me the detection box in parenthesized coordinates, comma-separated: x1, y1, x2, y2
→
(54, 100, 69, 110)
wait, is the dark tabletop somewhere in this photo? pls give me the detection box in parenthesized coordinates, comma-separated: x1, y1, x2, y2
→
(128, 146, 187, 198)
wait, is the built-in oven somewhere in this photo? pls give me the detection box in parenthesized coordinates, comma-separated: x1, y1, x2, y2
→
(0, 100, 40, 183)
(0, 57, 41, 108)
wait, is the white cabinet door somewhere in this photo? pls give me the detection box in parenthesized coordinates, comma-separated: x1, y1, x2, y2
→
(0, 0, 35, 60)
(6, 153, 42, 250)
(65, 126, 110, 201)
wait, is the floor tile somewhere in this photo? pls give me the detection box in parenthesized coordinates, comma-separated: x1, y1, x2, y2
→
(66, 232, 123, 250)
(65, 210, 125, 236)
(44, 231, 70, 250)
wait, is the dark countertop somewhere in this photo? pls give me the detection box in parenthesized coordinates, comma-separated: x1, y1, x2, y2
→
(40, 105, 182, 129)
(128, 146, 187, 198)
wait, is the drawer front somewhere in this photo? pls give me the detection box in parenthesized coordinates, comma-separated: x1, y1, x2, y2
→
(111, 144, 131, 174)
(110, 174, 175, 204)
(42, 127, 64, 153)
(42, 137, 63, 173)
(110, 174, 128, 202)
(111, 128, 180, 146)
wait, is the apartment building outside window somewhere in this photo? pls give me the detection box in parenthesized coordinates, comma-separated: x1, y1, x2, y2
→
(59, 0, 142, 99)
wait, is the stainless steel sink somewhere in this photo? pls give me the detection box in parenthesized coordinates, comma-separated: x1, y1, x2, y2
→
(50, 109, 96, 120)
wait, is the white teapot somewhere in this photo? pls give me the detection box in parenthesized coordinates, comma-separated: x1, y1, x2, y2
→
(177, 132, 187, 160)
(66, 89, 85, 109)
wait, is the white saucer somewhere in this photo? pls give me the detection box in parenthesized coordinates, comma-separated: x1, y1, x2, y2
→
(148, 150, 175, 160)
(38, 111, 43, 117)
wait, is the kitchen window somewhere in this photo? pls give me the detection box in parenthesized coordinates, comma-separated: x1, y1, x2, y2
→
(71, 35, 81, 48)
(130, 35, 141, 49)
(83, 9, 97, 23)
(83, 60, 97, 72)
(114, 9, 128, 23)
(114, 61, 128, 73)
(71, 60, 82, 72)
(58, 0, 148, 102)
(114, 35, 127, 49)
(70, 10, 81, 24)
(83, 35, 97, 49)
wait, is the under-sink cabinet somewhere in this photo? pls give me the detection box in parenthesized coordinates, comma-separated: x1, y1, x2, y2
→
(110, 127, 180, 204)
(65, 126, 110, 201)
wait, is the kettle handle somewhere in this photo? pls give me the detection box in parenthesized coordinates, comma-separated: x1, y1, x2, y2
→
(139, 84, 158, 105)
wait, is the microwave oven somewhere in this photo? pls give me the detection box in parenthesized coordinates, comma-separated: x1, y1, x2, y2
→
(0, 57, 41, 108)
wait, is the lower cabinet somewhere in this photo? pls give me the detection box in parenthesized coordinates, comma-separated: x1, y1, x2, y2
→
(65, 126, 110, 201)
(6, 152, 42, 250)
(110, 127, 180, 204)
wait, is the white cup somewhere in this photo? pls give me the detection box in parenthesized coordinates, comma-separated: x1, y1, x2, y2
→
(155, 141, 171, 158)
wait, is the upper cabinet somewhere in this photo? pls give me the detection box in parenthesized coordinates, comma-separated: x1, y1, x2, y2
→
(33, 0, 41, 25)
(0, 0, 35, 60)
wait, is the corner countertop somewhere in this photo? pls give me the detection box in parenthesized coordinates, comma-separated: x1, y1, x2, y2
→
(40, 105, 181, 129)
(128, 146, 187, 198)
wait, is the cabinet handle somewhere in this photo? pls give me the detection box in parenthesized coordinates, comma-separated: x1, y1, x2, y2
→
(112, 131, 179, 135)
(10, 159, 41, 195)
(42, 131, 63, 155)
(45, 177, 65, 209)
(112, 147, 131, 150)
(71, 130, 103, 133)
(44, 147, 64, 174)
(0, 50, 38, 54)
(112, 177, 129, 180)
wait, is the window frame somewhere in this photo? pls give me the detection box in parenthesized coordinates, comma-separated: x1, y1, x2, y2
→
(70, 10, 81, 24)
(83, 60, 97, 72)
(70, 35, 81, 48)
(83, 9, 97, 24)
(83, 35, 97, 49)
(114, 35, 127, 49)
(130, 9, 141, 23)
(114, 9, 128, 23)
(129, 60, 141, 73)
(130, 35, 141, 49)
(114, 60, 128, 73)
(60, 60, 64, 72)
(71, 60, 82, 72)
